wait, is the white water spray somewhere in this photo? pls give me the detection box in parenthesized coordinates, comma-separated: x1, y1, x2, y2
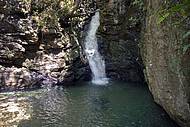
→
(84, 11, 108, 85)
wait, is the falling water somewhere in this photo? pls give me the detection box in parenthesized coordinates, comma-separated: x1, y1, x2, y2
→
(84, 11, 108, 85)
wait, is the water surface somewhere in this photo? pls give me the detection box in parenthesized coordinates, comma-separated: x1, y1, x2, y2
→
(0, 82, 179, 127)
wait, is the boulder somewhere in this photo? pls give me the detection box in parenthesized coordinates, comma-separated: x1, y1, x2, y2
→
(142, 0, 190, 126)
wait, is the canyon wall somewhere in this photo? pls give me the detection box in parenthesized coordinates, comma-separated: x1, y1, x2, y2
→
(0, 0, 145, 91)
(0, 0, 95, 90)
(142, 0, 190, 126)
(1, 1, 189, 126)
(97, 0, 145, 82)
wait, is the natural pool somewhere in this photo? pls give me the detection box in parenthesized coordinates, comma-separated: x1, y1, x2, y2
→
(0, 82, 179, 127)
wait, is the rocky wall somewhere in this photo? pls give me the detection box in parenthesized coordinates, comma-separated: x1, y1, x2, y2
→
(97, 0, 145, 82)
(0, 0, 95, 90)
(142, 0, 190, 126)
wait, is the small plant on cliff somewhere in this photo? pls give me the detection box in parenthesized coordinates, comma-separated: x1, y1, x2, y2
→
(158, 0, 190, 24)
(31, 0, 76, 30)
(158, 0, 190, 54)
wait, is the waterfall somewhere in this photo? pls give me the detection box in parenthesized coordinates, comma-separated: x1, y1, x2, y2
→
(84, 11, 108, 85)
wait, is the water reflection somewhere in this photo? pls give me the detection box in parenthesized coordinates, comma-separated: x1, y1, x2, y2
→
(0, 94, 31, 127)
(29, 88, 70, 127)
(0, 82, 179, 127)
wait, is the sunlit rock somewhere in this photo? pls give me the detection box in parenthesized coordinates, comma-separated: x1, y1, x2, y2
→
(0, 97, 31, 126)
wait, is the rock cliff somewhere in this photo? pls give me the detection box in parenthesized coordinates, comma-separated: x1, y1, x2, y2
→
(97, 0, 145, 82)
(1, 1, 189, 126)
(142, 0, 190, 126)
(0, 0, 145, 91)
(0, 0, 95, 90)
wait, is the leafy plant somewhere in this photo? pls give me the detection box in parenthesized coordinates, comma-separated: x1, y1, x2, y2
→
(182, 43, 190, 54)
(158, 0, 190, 24)
(158, 0, 190, 54)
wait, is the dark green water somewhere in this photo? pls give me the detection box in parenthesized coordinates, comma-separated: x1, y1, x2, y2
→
(0, 82, 179, 127)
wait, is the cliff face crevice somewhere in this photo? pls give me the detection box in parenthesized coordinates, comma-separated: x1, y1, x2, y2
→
(97, 0, 145, 82)
(142, 0, 190, 126)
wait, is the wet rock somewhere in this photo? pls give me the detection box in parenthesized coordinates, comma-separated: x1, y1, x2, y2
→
(0, 66, 58, 91)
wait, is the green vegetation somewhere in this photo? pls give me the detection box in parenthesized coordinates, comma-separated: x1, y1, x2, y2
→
(30, 0, 76, 30)
(158, 0, 190, 54)
(158, 0, 190, 24)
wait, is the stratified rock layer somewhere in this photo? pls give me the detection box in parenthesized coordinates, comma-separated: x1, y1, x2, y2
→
(0, 0, 94, 90)
(142, 0, 190, 126)
(0, 0, 146, 90)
